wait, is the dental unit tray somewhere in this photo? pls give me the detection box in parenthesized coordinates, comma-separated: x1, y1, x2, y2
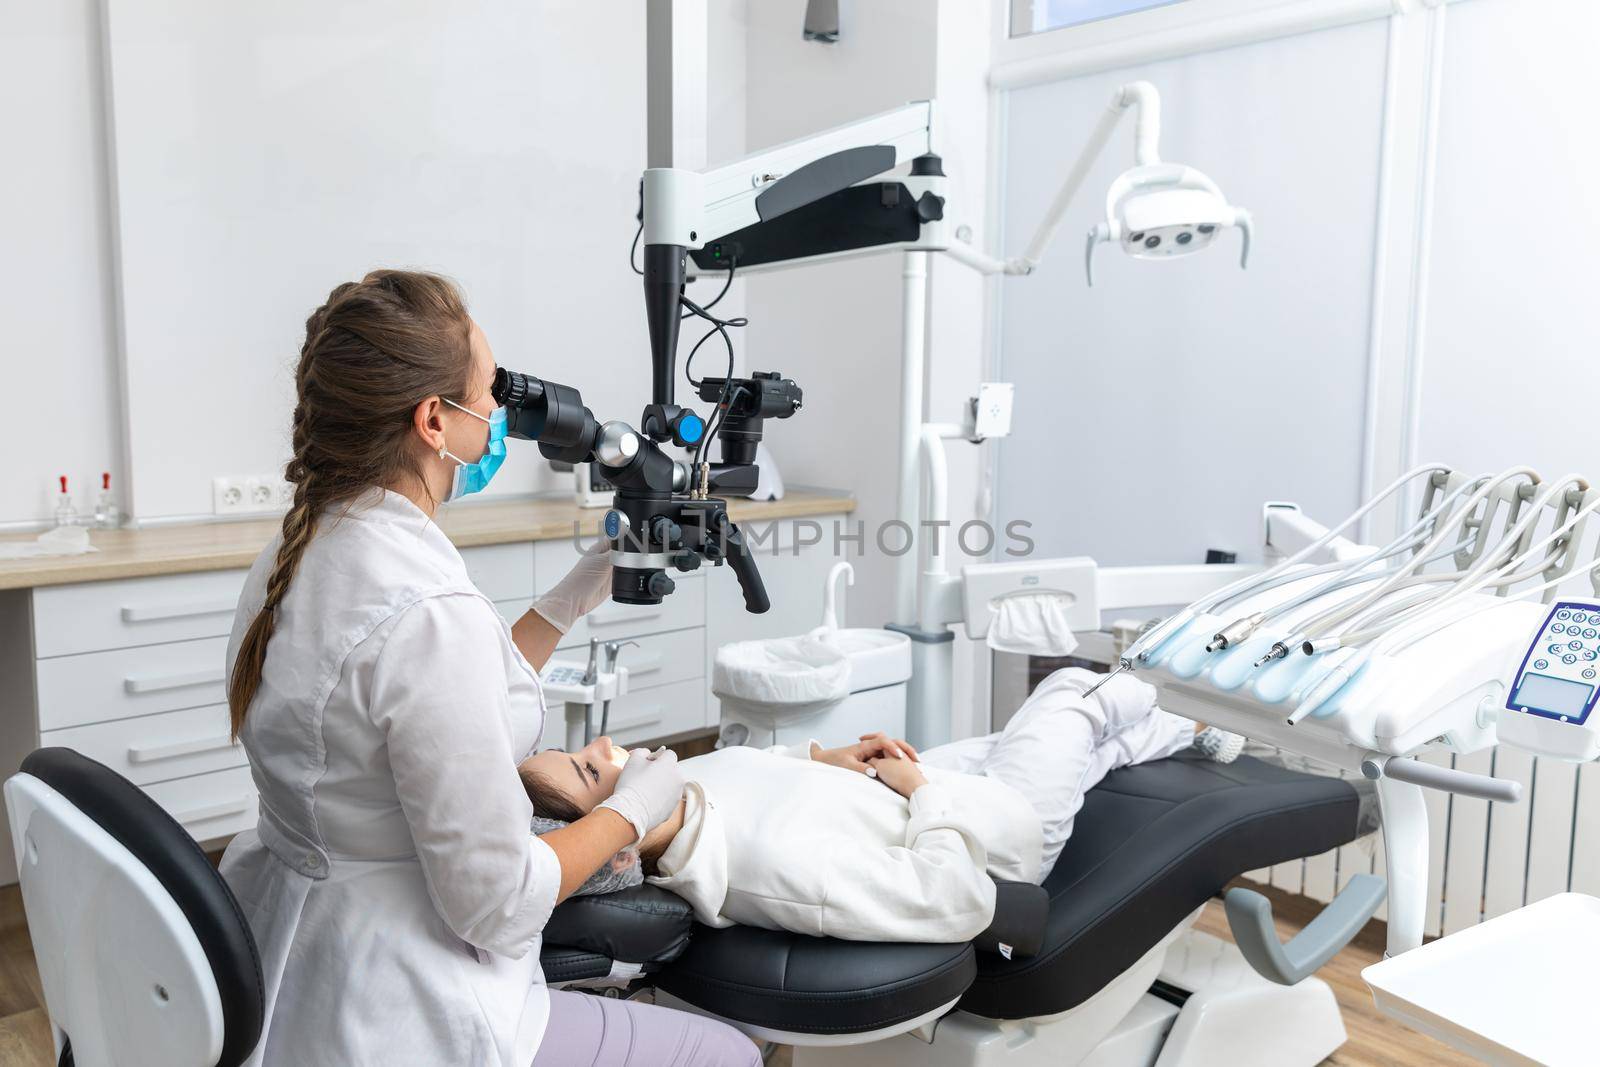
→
(1140, 583, 1600, 767)
(1114, 465, 1600, 978)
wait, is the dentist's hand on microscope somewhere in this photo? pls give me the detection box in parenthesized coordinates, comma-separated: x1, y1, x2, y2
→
(532, 538, 614, 633)
(513, 538, 613, 670)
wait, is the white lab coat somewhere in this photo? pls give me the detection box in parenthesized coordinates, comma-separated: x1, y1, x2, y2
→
(220, 489, 562, 1066)
(649, 745, 1042, 943)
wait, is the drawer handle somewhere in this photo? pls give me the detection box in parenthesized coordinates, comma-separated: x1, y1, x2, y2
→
(589, 607, 662, 627)
(128, 734, 238, 764)
(628, 655, 665, 677)
(616, 710, 663, 732)
(121, 598, 237, 624)
(173, 796, 251, 825)
(124, 666, 226, 695)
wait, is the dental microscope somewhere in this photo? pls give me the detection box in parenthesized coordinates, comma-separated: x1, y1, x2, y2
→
(490, 361, 801, 614)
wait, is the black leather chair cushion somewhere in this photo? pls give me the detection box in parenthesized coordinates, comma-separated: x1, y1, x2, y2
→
(647, 753, 1362, 1036)
(20, 748, 265, 1067)
(958, 752, 1363, 1019)
(658, 928, 975, 1036)
(541, 884, 695, 973)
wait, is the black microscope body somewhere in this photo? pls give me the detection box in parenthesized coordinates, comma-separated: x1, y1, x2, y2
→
(490, 250, 801, 615)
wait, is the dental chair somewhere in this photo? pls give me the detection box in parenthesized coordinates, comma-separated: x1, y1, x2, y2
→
(4, 748, 264, 1067)
(542, 750, 1382, 1066)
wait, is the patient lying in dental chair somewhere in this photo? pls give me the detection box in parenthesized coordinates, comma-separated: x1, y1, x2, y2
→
(519, 668, 1240, 944)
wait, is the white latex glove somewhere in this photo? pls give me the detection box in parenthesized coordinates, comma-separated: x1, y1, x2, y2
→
(598, 747, 684, 844)
(531, 538, 613, 634)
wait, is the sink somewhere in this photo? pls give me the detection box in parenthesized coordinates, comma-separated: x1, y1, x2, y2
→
(816, 628, 912, 692)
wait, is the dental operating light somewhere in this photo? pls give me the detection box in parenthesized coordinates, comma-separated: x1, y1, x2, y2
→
(942, 80, 1253, 285)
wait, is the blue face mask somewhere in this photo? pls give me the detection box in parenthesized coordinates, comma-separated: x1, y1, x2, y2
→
(439, 398, 507, 502)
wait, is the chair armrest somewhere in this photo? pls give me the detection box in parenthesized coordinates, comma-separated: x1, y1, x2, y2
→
(972, 880, 1049, 960)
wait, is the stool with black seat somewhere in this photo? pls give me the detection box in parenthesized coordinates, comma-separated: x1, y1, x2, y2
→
(4, 748, 264, 1067)
(542, 751, 1385, 1067)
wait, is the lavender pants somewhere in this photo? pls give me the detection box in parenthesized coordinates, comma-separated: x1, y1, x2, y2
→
(533, 989, 762, 1066)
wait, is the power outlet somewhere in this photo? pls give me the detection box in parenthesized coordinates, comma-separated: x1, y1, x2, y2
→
(213, 475, 292, 516)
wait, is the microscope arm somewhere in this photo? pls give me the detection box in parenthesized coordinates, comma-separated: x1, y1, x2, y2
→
(642, 101, 932, 251)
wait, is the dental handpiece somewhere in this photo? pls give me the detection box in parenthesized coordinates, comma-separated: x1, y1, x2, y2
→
(581, 638, 601, 743)
(598, 640, 637, 736)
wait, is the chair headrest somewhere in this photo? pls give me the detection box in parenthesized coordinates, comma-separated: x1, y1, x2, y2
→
(19, 748, 264, 1067)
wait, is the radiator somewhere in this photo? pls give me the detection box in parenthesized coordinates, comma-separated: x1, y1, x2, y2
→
(1246, 748, 1600, 936)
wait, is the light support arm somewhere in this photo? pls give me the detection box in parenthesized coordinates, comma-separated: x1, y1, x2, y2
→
(945, 82, 1161, 278)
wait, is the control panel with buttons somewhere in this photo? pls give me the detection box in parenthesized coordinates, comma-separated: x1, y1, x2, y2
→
(1501, 599, 1600, 761)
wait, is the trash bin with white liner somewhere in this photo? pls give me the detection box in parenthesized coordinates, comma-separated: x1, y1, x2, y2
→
(713, 563, 913, 750)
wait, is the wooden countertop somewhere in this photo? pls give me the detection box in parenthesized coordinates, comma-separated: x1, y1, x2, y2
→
(0, 490, 854, 591)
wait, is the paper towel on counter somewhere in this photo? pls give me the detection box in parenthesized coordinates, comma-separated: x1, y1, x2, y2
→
(986, 592, 1079, 658)
(0, 525, 97, 559)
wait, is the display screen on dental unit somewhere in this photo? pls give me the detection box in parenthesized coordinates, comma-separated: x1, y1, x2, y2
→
(1512, 673, 1594, 719)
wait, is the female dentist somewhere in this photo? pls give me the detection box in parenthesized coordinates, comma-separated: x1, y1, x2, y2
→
(220, 270, 759, 1066)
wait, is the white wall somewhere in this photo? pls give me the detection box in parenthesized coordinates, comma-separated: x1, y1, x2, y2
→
(3, 2, 711, 526)
(1417, 0, 1600, 477)
(993, 18, 1387, 569)
(103, 0, 655, 521)
(1, 0, 123, 526)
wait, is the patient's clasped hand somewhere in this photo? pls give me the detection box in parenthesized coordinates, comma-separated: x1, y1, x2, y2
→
(520, 669, 1209, 943)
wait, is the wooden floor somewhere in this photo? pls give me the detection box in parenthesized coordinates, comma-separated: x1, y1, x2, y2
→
(0, 878, 1468, 1067)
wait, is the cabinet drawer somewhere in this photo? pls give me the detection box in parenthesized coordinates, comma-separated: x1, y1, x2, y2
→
(556, 576, 705, 650)
(605, 678, 710, 748)
(42, 703, 243, 786)
(144, 765, 258, 844)
(33, 569, 247, 658)
(37, 636, 229, 731)
(612, 628, 705, 692)
(460, 543, 535, 603)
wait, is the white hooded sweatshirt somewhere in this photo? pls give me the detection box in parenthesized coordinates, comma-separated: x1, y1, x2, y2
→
(647, 745, 1043, 943)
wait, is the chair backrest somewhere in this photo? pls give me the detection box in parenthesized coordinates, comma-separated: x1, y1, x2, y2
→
(4, 748, 263, 1067)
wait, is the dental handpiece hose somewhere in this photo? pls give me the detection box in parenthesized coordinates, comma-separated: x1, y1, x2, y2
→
(1294, 466, 1541, 645)
(1303, 472, 1585, 654)
(1287, 501, 1600, 723)
(1118, 463, 1454, 674)
(1214, 476, 1488, 652)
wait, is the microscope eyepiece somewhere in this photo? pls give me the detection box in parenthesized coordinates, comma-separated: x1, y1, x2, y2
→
(490, 367, 598, 463)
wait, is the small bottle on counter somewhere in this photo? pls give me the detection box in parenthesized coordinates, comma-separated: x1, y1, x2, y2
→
(94, 471, 121, 529)
(53, 476, 80, 527)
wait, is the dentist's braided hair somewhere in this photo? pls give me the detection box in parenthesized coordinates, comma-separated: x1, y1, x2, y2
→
(228, 270, 475, 738)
